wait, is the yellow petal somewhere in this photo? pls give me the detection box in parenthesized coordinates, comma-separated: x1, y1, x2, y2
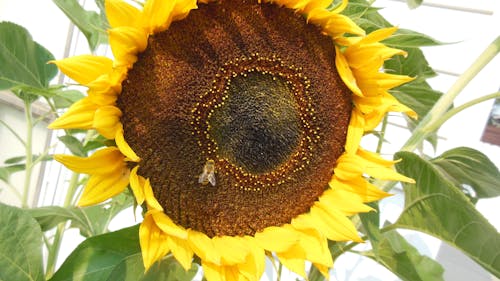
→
(345, 44, 405, 70)
(93, 105, 122, 139)
(277, 248, 307, 278)
(254, 226, 300, 253)
(294, 203, 362, 242)
(358, 72, 414, 92)
(105, 0, 141, 28)
(303, 0, 332, 12)
(166, 235, 193, 271)
(213, 236, 250, 265)
(335, 35, 362, 47)
(115, 125, 140, 162)
(329, 176, 391, 203)
(54, 147, 125, 175)
(129, 166, 145, 205)
(360, 26, 398, 45)
(151, 211, 187, 239)
(335, 47, 363, 96)
(357, 149, 415, 183)
(380, 92, 418, 119)
(87, 67, 127, 106)
(238, 237, 265, 281)
(108, 26, 148, 68)
(330, 0, 348, 13)
(141, 0, 174, 33)
(345, 108, 364, 154)
(323, 14, 365, 37)
(315, 202, 363, 241)
(203, 261, 228, 281)
(143, 179, 164, 211)
(313, 263, 331, 280)
(50, 55, 113, 86)
(333, 154, 364, 181)
(319, 188, 374, 215)
(187, 229, 221, 264)
(141, 0, 196, 34)
(140, 212, 171, 271)
(295, 227, 333, 267)
(78, 168, 130, 206)
(276, 225, 331, 273)
(171, 0, 198, 22)
(48, 97, 98, 129)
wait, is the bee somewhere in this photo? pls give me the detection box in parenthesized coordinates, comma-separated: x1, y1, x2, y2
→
(198, 159, 216, 186)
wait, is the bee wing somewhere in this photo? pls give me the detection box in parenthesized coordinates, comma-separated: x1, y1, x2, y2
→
(198, 173, 208, 184)
(207, 172, 216, 186)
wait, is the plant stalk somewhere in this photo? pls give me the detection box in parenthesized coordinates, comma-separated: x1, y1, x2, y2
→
(376, 115, 389, 154)
(427, 92, 500, 132)
(21, 100, 34, 208)
(401, 36, 500, 152)
(45, 172, 80, 278)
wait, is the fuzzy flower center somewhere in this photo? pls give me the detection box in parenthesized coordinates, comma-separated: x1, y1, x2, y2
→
(118, 0, 352, 237)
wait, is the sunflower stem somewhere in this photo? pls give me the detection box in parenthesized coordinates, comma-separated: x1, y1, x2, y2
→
(376, 115, 388, 154)
(401, 35, 500, 152)
(45, 172, 80, 279)
(21, 99, 34, 208)
(426, 92, 500, 132)
(308, 266, 325, 281)
(277, 262, 283, 281)
(268, 255, 282, 281)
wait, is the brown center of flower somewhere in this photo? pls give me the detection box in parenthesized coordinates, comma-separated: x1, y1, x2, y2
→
(117, 0, 352, 237)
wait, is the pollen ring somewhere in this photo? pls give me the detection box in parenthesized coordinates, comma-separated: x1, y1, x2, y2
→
(191, 54, 319, 190)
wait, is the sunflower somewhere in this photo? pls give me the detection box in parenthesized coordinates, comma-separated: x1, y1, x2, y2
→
(49, 0, 416, 279)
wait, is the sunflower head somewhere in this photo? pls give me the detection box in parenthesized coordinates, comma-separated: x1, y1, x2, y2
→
(50, 0, 415, 279)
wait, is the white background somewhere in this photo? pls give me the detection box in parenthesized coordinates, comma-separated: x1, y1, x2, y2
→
(0, 0, 499, 280)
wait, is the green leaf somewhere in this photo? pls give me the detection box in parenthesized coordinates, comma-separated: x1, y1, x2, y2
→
(348, 9, 391, 33)
(359, 205, 444, 281)
(105, 254, 145, 281)
(52, 0, 108, 51)
(367, 231, 444, 281)
(384, 47, 437, 81)
(29, 192, 134, 236)
(4, 154, 52, 165)
(406, 0, 422, 9)
(1, 155, 53, 183)
(385, 48, 442, 148)
(71, 192, 134, 237)
(105, 251, 198, 281)
(431, 147, 500, 199)
(359, 203, 381, 245)
(382, 29, 443, 48)
(83, 140, 107, 152)
(4, 155, 27, 164)
(142, 257, 198, 281)
(390, 80, 443, 149)
(390, 81, 443, 120)
(0, 164, 26, 183)
(58, 135, 86, 157)
(0, 203, 44, 281)
(394, 151, 500, 278)
(93, 0, 109, 28)
(52, 89, 85, 109)
(0, 22, 57, 93)
(0, 168, 8, 183)
(341, 2, 381, 20)
(49, 225, 141, 281)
